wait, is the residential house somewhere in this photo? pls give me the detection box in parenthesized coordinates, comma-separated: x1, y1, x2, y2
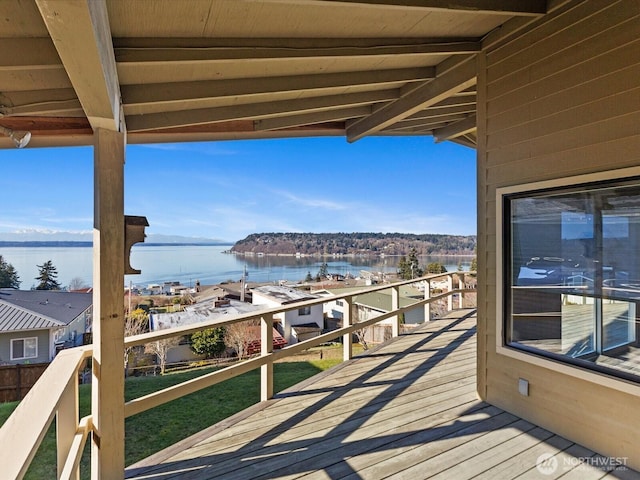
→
(252, 286, 323, 344)
(150, 297, 285, 362)
(319, 285, 426, 344)
(0, 289, 92, 365)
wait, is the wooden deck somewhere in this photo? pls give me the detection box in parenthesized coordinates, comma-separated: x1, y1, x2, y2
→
(126, 310, 638, 480)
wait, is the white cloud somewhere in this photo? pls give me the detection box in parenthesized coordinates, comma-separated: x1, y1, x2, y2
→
(272, 189, 348, 210)
(135, 143, 237, 156)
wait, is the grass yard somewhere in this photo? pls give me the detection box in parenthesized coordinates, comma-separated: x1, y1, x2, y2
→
(0, 357, 341, 480)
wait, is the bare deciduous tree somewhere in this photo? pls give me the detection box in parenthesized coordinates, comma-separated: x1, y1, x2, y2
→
(145, 337, 180, 375)
(224, 319, 260, 360)
(67, 276, 88, 291)
(124, 308, 148, 376)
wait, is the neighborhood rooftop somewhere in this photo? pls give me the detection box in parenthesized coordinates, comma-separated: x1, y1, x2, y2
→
(0, 289, 92, 332)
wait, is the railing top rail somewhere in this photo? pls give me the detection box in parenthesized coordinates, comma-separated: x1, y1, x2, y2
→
(125, 285, 476, 418)
(126, 271, 473, 347)
(0, 346, 91, 480)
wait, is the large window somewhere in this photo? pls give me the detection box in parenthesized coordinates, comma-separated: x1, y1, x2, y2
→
(11, 337, 38, 361)
(504, 178, 640, 382)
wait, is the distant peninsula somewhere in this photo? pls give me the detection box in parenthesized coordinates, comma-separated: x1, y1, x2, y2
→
(230, 232, 476, 256)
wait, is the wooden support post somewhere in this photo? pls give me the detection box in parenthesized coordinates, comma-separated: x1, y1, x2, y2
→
(391, 286, 400, 337)
(343, 296, 353, 361)
(91, 128, 125, 480)
(57, 375, 79, 480)
(424, 280, 431, 321)
(261, 313, 274, 402)
(447, 274, 454, 312)
(15, 364, 21, 400)
(458, 273, 465, 309)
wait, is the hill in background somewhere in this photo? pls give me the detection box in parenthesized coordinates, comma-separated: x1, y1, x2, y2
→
(231, 232, 476, 256)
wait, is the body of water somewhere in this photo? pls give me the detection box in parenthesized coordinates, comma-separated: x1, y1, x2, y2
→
(0, 245, 473, 289)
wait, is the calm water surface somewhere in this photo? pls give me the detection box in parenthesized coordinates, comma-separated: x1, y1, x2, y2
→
(0, 245, 472, 289)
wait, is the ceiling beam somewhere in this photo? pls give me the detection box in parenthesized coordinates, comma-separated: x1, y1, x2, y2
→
(116, 40, 479, 63)
(346, 56, 476, 142)
(255, 106, 371, 131)
(0, 38, 61, 71)
(253, 1, 546, 16)
(433, 114, 477, 142)
(451, 134, 477, 149)
(386, 114, 467, 131)
(404, 104, 476, 120)
(0, 99, 83, 117)
(127, 89, 397, 132)
(122, 67, 434, 107)
(35, 0, 122, 131)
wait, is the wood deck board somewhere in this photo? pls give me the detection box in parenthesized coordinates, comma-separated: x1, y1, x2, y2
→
(126, 310, 639, 480)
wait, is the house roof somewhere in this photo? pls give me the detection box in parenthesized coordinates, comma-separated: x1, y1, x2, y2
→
(252, 286, 319, 305)
(150, 299, 264, 331)
(0, 1, 567, 150)
(326, 285, 423, 312)
(292, 323, 323, 335)
(0, 289, 92, 333)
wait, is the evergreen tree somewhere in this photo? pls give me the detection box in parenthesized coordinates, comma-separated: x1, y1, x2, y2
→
(35, 260, 61, 290)
(397, 255, 411, 280)
(397, 248, 423, 280)
(316, 262, 329, 281)
(426, 262, 447, 274)
(407, 248, 423, 278)
(0, 255, 20, 288)
(304, 271, 314, 282)
(191, 327, 227, 358)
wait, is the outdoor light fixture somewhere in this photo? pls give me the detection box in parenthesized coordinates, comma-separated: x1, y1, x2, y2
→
(0, 125, 31, 148)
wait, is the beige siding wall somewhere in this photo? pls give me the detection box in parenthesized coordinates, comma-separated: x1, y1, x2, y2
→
(478, 0, 640, 468)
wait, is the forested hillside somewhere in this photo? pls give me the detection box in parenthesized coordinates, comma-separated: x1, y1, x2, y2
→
(230, 233, 476, 256)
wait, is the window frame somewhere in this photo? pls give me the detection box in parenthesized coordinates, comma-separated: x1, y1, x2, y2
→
(496, 167, 640, 396)
(298, 306, 311, 316)
(10, 337, 38, 361)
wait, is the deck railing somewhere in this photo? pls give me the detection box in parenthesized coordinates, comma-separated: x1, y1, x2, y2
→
(0, 271, 475, 480)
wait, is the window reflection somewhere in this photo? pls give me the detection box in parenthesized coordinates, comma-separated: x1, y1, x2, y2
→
(506, 181, 640, 380)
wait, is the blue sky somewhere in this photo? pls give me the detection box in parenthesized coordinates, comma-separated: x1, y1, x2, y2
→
(0, 136, 476, 242)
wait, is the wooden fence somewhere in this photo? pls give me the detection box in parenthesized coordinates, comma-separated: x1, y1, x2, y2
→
(0, 363, 49, 403)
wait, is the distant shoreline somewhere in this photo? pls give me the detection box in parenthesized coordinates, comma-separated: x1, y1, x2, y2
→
(0, 241, 233, 248)
(227, 251, 474, 258)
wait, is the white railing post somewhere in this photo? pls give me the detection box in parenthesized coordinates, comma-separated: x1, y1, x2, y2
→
(391, 285, 400, 337)
(261, 313, 274, 401)
(447, 274, 454, 312)
(343, 296, 353, 361)
(458, 273, 464, 309)
(57, 374, 79, 480)
(92, 128, 126, 480)
(424, 280, 431, 321)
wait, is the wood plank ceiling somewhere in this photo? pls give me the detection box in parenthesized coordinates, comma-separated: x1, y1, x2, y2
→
(0, 0, 552, 149)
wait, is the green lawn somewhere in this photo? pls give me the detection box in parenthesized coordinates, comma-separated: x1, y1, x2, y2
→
(0, 358, 341, 480)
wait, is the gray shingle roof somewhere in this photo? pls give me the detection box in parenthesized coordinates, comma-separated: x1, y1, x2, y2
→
(0, 289, 92, 333)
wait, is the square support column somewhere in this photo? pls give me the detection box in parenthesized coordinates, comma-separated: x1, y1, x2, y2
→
(391, 286, 400, 337)
(261, 313, 274, 401)
(91, 128, 125, 480)
(343, 296, 353, 361)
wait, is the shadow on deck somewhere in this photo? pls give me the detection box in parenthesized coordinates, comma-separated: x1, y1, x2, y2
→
(126, 310, 637, 480)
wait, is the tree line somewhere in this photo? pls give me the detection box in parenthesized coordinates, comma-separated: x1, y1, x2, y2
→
(231, 232, 476, 256)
